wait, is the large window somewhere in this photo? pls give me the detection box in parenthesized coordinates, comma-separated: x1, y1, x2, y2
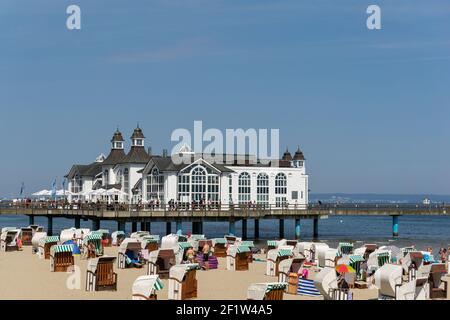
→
(71, 175, 82, 194)
(103, 170, 109, 186)
(257, 173, 269, 207)
(238, 172, 251, 204)
(146, 168, 164, 203)
(177, 164, 220, 205)
(275, 173, 287, 207)
(123, 168, 129, 199)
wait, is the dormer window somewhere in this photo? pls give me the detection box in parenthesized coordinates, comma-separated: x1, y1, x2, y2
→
(134, 139, 144, 146)
(114, 142, 123, 149)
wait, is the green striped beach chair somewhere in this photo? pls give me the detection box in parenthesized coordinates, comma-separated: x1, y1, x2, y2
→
(132, 275, 164, 300)
(349, 255, 365, 281)
(377, 252, 390, 268)
(50, 244, 74, 272)
(338, 242, 354, 256)
(247, 282, 287, 300)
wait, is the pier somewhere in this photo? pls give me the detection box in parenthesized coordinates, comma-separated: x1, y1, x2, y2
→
(0, 203, 448, 238)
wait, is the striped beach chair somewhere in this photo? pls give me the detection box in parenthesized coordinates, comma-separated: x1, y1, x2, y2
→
(227, 245, 250, 271)
(86, 256, 118, 292)
(240, 241, 255, 262)
(168, 264, 200, 300)
(247, 282, 287, 300)
(50, 244, 74, 272)
(40, 236, 60, 259)
(349, 255, 365, 281)
(338, 242, 354, 256)
(83, 233, 103, 258)
(213, 238, 227, 257)
(132, 275, 164, 300)
(402, 247, 415, 257)
(377, 252, 391, 268)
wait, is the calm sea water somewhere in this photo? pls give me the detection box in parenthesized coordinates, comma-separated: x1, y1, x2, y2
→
(2, 214, 450, 252)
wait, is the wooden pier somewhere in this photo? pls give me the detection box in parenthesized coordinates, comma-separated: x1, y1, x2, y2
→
(0, 203, 448, 238)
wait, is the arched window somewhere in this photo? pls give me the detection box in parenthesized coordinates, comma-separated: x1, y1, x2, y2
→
(275, 173, 287, 207)
(191, 166, 206, 202)
(257, 173, 269, 207)
(228, 175, 233, 204)
(123, 168, 129, 199)
(116, 169, 122, 184)
(238, 172, 251, 204)
(71, 175, 82, 194)
(177, 164, 220, 206)
(147, 168, 164, 203)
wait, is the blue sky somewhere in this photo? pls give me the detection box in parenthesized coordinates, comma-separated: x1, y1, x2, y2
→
(1, 0, 450, 197)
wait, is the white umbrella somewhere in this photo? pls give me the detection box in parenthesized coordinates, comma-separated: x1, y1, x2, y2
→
(56, 189, 72, 196)
(106, 188, 127, 196)
(32, 190, 51, 197)
(89, 188, 106, 196)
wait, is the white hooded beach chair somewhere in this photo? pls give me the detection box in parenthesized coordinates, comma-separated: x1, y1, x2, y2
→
(32, 231, 47, 255)
(311, 243, 329, 265)
(314, 267, 341, 300)
(50, 244, 74, 272)
(212, 238, 227, 257)
(227, 245, 250, 271)
(132, 275, 164, 300)
(247, 283, 286, 300)
(168, 264, 200, 300)
(266, 246, 294, 276)
(60, 228, 77, 244)
(117, 238, 142, 269)
(0, 229, 20, 252)
(111, 231, 125, 246)
(39, 235, 60, 259)
(318, 248, 339, 268)
(374, 264, 417, 300)
(278, 256, 305, 283)
(297, 242, 313, 262)
(19, 227, 34, 246)
(82, 233, 103, 259)
(338, 242, 354, 256)
(148, 249, 177, 279)
(86, 256, 117, 291)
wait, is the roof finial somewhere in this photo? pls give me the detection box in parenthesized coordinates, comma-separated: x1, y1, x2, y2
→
(137, 122, 140, 129)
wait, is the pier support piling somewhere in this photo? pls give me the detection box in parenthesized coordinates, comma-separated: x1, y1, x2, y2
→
(192, 221, 203, 235)
(392, 215, 399, 237)
(295, 219, 301, 240)
(28, 215, 34, 225)
(166, 222, 171, 235)
(242, 219, 247, 240)
(229, 219, 236, 236)
(117, 221, 126, 232)
(145, 222, 151, 233)
(92, 218, 100, 231)
(131, 222, 137, 233)
(47, 216, 53, 236)
(176, 220, 182, 235)
(254, 219, 260, 239)
(279, 219, 285, 239)
(140, 222, 146, 231)
(74, 217, 81, 229)
(313, 218, 319, 239)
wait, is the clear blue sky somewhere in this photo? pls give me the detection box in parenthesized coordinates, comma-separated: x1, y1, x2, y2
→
(1, 0, 450, 197)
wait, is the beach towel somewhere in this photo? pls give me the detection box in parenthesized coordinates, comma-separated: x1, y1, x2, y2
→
(297, 278, 321, 297)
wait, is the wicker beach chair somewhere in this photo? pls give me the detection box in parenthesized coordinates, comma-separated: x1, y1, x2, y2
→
(227, 245, 250, 271)
(168, 264, 200, 300)
(20, 228, 34, 246)
(50, 244, 74, 272)
(40, 236, 60, 259)
(0, 230, 20, 252)
(148, 249, 177, 279)
(212, 238, 227, 257)
(118, 238, 143, 269)
(86, 256, 118, 291)
(247, 283, 286, 300)
(132, 275, 164, 300)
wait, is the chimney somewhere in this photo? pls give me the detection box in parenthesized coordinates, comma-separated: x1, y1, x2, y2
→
(163, 149, 168, 157)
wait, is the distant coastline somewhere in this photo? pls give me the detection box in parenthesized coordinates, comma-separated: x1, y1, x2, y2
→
(310, 193, 450, 204)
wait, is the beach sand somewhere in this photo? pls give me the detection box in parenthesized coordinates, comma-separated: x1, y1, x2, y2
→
(0, 246, 378, 300)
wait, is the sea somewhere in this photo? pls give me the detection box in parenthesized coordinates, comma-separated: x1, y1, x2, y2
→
(1, 194, 450, 252)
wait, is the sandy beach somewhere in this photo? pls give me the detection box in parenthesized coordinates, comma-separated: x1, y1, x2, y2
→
(0, 246, 378, 300)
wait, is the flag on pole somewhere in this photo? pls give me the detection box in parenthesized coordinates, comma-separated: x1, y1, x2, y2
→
(51, 178, 57, 198)
(20, 182, 25, 197)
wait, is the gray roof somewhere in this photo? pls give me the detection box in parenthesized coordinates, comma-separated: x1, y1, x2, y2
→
(131, 127, 145, 139)
(65, 162, 102, 179)
(293, 147, 305, 160)
(103, 149, 126, 166)
(120, 146, 151, 164)
(111, 130, 124, 142)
